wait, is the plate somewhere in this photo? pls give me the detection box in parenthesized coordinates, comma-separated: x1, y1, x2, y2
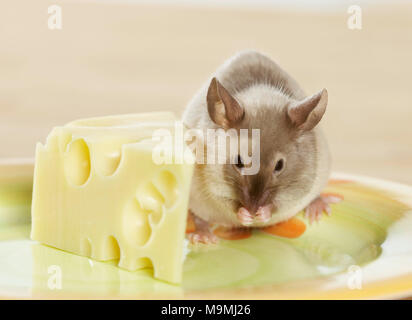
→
(0, 159, 411, 299)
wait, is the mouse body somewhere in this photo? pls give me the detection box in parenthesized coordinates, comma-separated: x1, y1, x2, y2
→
(183, 50, 337, 243)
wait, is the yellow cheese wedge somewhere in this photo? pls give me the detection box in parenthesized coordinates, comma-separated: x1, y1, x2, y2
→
(31, 112, 193, 283)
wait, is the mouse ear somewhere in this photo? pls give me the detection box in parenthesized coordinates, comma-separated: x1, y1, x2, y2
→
(287, 89, 328, 131)
(207, 77, 244, 128)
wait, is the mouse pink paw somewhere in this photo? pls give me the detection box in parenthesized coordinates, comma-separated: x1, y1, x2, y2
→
(255, 205, 272, 223)
(237, 207, 254, 226)
(305, 193, 343, 224)
(187, 230, 219, 245)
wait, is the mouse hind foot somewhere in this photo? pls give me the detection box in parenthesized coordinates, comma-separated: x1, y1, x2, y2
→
(186, 210, 219, 245)
(305, 193, 343, 224)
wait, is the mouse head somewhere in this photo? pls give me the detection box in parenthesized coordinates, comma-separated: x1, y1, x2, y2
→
(203, 77, 328, 223)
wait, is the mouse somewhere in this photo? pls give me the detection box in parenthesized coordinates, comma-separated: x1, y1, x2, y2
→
(182, 50, 341, 244)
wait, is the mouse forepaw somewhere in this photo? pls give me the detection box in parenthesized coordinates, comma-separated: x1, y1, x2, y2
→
(187, 230, 219, 245)
(186, 212, 219, 244)
(237, 207, 254, 226)
(305, 193, 343, 224)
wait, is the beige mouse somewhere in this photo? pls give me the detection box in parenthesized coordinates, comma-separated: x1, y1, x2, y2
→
(182, 50, 341, 244)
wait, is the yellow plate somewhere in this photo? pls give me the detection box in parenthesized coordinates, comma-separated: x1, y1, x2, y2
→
(0, 159, 411, 299)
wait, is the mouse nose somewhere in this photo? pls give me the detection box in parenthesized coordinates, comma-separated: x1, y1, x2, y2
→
(241, 187, 272, 216)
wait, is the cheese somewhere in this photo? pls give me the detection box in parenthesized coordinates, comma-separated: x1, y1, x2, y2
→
(31, 112, 194, 283)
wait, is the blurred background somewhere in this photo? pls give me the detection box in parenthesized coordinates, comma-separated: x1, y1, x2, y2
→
(0, 0, 411, 184)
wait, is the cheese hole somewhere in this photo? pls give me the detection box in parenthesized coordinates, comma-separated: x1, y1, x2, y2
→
(137, 182, 165, 225)
(64, 139, 91, 186)
(153, 171, 178, 208)
(137, 257, 154, 270)
(93, 142, 123, 176)
(122, 199, 151, 246)
(119, 256, 154, 271)
(80, 238, 92, 257)
(105, 236, 121, 259)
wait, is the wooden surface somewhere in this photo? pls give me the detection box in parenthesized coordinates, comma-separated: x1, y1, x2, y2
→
(0, 1, 411, 184)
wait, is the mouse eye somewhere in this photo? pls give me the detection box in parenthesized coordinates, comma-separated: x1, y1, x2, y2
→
(274, 158, 285, 173)
(235, 155, 244, 169)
